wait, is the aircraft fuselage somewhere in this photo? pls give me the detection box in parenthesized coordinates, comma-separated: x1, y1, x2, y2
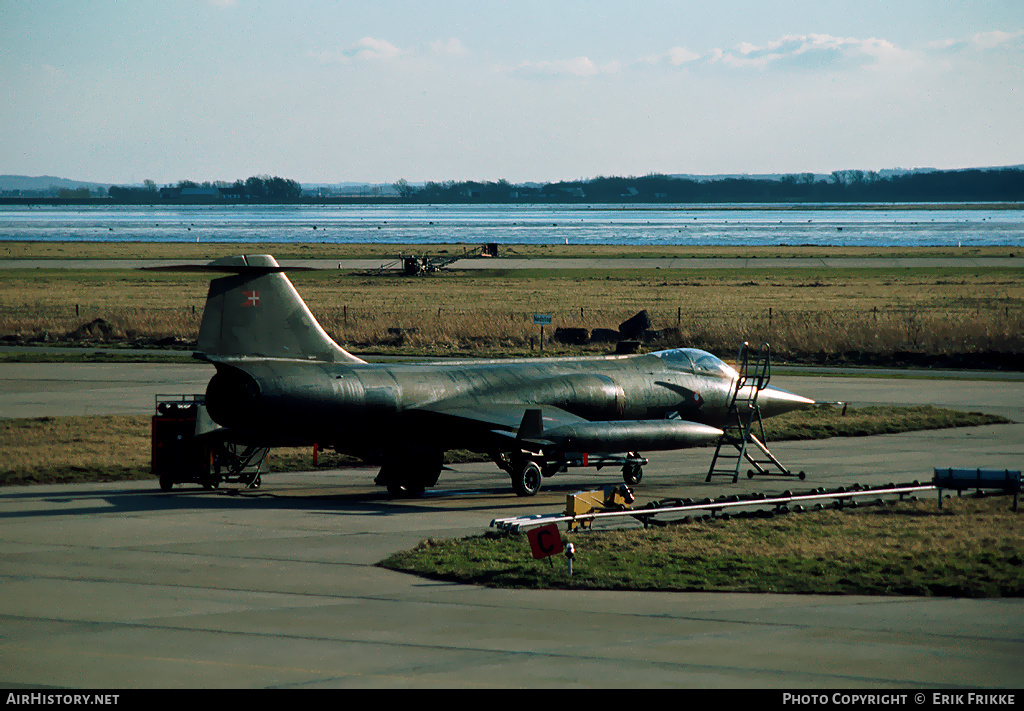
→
(205, 348, 803, 456)
(185, 255, 815, 496)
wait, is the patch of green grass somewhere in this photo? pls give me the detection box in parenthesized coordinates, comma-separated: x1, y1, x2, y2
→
(379, 496, 1024, 597)
(764, 405, 1010, 440)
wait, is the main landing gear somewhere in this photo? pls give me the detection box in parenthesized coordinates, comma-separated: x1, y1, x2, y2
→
(375, 448, 443, 498)
(377, 449, 648, 499)
(512, 459, 544, 497)
(622, 456, 644, 486)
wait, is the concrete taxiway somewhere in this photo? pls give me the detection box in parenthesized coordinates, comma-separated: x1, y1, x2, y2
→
(2, 362, 1022, 421)
(0, 366, 1021, 688)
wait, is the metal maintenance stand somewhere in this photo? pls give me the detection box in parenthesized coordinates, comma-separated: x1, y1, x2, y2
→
(705, 342, 804, 483)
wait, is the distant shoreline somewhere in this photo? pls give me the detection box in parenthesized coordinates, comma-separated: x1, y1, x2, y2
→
(2, 198, 1023, 210)
(3, 203, 1021, 249)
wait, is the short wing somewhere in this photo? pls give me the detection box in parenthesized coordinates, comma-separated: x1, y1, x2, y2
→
(412, 401, 589, 448)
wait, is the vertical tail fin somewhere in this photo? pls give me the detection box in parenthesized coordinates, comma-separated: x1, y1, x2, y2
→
(195, 255, 365, 363)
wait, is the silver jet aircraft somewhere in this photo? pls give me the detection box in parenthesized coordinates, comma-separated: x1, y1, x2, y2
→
(194, 255, 814, 496)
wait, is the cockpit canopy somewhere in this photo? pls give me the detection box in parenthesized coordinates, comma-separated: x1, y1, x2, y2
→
(652, 348, 739, 379)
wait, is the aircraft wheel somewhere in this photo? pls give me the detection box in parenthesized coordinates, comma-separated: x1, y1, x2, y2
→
(512, 460, 543, 497)
(622, 463, 643, 485)
(380, 449, 442, 499)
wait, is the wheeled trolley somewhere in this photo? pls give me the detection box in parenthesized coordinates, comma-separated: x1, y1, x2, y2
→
(151, 394, 267, 490)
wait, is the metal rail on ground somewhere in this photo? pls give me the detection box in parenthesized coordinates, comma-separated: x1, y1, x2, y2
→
(491, 482, 937, 533)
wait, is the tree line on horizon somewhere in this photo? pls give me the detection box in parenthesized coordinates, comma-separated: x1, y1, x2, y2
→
(17, 166, 1024, 204)
(397, 167, 1024, 203)
(107, 175, 301, 201)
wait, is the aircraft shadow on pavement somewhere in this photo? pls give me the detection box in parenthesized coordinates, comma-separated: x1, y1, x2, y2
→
(0, 476, 622, 520)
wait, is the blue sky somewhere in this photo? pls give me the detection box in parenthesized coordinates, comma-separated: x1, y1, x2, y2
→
(2, 0, 1023, 184)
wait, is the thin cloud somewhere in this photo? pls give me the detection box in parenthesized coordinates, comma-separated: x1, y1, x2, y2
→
(711, 34, 916, 71)
(310, 37, 475, 66)
(641, 46, 701, 67)
(309, 37, 403, 64)
(343, 28, 1023, 81)
(430, 38, 469, 57)
(508, 56, 620, 77)
(970, 29, 1024, 50)
(348, 37, 402, 60)
(926, 29, 1023, 57)
(508, 33, 928, 78)
(667, 47, 701, 66)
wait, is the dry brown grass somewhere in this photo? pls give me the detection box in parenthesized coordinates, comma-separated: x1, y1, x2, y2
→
(245, 268, 1024, 359)
(1, 263, 1021, 361)
(0, 415, 151, 483)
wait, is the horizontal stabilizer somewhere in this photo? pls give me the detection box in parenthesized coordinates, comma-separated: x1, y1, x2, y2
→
(143, 255, 315, 274)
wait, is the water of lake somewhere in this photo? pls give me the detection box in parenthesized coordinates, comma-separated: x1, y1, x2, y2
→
(1, 203, 1022, 246)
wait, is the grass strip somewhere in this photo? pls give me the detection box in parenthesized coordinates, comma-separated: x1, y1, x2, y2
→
(0, 351, 197, 364)
(762, 404, 1009, 440)
(378, 495, 1023, 597)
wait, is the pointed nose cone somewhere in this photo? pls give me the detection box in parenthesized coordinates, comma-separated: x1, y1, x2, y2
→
(676, 421, 727, 446)
(757, 385, 817, 418)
